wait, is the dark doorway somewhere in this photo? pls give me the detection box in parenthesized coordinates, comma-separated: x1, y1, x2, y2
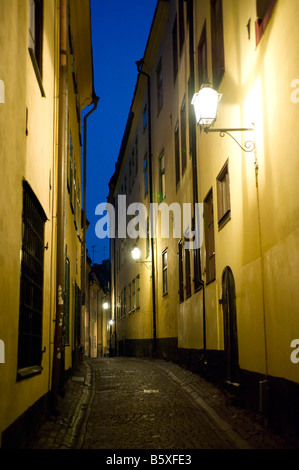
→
(222, 266, 239, 384)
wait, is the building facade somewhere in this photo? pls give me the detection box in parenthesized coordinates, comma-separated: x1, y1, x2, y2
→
(108, 0, 299, 436)
(85, 258, 111, 358)
(0, 0, 96, 447)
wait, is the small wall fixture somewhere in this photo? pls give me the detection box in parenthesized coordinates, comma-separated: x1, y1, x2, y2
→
(192, 85, 255, 153)
(131, 247, 152, 269)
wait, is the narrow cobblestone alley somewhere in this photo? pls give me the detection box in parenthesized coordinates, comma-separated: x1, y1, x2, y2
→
(30, 357, 298, 451)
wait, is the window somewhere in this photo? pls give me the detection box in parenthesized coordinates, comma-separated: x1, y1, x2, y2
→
(162, 250, 168, 295)
(204, 189, 216, 284)
(146, 217, 150, 258)
(216, 160, 231, 229)
(188, 78, 194, 157)
(129, 156, 132, 193)
(156, 58, 163, 114)
(144, 153, 148, 196)
(73, 163, 76, 215)
(29, 0, 45, 96)
(185, 244, 191, 298)
(178, 240, 184, 302)
(210, 0, 225, 89)
(198, 21, 208, 88)
(178, 0, 185, 55)
(132, 279, 135, 311)
(192, 216, 202, 291)
(128, 283, 132, 313)
(180, 97, 187, 174)
(135, 137, 139, 176)
(193, 251, 202, 292)
(172, 15, 178, 81)
(74, 283, 81, 349)
(174, 122, 180, 187)
(76, 178, 81, 236)
(159, 151, 166, 201)
(143, 104, 147, 131)
(17, 180, 47, 377)
(69, 131, 73, 203)
(65, 257, 70, 345)
(121, 287, 126, 318)
(136, 275, 140, 309)
(255, 0, 277, 46)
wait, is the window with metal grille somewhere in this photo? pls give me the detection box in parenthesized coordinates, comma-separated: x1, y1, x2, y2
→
(17, 180, 46, 376)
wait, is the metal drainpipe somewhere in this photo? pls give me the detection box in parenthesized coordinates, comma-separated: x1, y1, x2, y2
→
(51, 0, 68, 415)
(188, 0, 207, 363)
(82, 95, 99, 355)
(136, 60, 157, 355)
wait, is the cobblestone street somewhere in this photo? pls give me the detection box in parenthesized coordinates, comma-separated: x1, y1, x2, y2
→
(30, 357, 298, 451)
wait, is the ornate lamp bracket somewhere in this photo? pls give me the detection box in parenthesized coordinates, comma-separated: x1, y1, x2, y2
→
(204, 127, 256, 153)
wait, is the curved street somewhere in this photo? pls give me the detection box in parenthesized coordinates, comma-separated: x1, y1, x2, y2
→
(31, 357, 297, 450)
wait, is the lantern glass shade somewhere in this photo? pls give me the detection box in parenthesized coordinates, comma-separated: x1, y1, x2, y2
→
(191, 86, 221, 128)
(132, 247, 141, 260)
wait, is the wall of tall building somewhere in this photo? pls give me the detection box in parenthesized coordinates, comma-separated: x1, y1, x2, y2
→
(108, 0, 299, 436)
(0, 0, 58, 447)
(0, 0, 95, 448)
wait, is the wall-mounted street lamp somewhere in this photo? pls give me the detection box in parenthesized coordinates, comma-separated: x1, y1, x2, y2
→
(192, 84, 270, 406)
(131, 247, 152, 270)
(103, 301, 109, 310)
(191, 85, 255, 153)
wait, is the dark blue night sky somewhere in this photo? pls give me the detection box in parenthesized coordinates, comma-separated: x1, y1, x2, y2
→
(84, 0, 158, 264)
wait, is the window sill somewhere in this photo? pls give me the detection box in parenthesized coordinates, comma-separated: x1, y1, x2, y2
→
(28, 48, 45, 97)
(218, 210, 231, 230)
(17, 365, 43, 381)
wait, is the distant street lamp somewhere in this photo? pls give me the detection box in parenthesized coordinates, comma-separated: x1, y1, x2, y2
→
(103, 301, 109, 310)
(131, 247, 152, 269)
(131, 247, 141, 260)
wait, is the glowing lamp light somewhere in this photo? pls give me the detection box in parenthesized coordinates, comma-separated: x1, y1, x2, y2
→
(191, 86, 222, 129)
(131, 247, 141, 260)
(103, 302, 109, 310)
